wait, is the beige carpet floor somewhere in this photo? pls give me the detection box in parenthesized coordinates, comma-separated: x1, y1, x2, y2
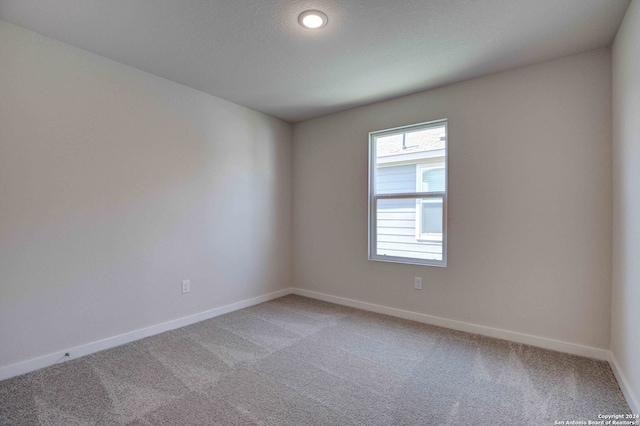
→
(0, 295, 630, 425)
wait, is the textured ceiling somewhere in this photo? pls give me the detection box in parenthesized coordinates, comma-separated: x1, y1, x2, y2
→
(0, 0, 630, 122)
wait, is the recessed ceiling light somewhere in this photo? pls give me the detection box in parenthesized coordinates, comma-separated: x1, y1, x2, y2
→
(298, 10, 328, 29)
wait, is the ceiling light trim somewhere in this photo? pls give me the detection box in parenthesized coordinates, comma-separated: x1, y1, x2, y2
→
(298, 10, 328, 29)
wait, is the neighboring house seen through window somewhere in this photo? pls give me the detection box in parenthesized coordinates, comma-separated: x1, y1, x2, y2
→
(368, 120, 447, 266)
(417, 165, 445, 240)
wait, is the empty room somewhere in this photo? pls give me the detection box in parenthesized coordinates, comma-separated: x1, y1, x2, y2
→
(0, 0, 638, 424)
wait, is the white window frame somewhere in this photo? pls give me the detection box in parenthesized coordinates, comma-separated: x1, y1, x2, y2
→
(368, 119, 448, 267)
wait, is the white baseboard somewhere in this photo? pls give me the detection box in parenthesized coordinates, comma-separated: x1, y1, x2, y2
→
(0, 287, 294, 382)
(292, 288, 610, 361)
(609, 352, 640, 414)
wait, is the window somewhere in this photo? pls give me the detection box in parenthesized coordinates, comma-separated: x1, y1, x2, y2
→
(368, 120, 447, 266)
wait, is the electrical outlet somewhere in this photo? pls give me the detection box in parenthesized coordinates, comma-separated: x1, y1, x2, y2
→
(414, 277, 423, 290)
(182, 280, 191, 294)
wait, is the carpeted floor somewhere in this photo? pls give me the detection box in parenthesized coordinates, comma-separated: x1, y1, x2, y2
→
(0, 295, 630, 425)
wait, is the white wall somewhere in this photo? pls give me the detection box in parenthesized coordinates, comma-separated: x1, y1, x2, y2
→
(0, 20, 292, 370)
(293, 49, 612, 350)
(612, 0, 640, 412)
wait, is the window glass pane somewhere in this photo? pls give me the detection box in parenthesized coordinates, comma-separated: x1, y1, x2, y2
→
(369, 119, 446, 266)
(374, 124, 446, 195)
(376, 198, 443, 261)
